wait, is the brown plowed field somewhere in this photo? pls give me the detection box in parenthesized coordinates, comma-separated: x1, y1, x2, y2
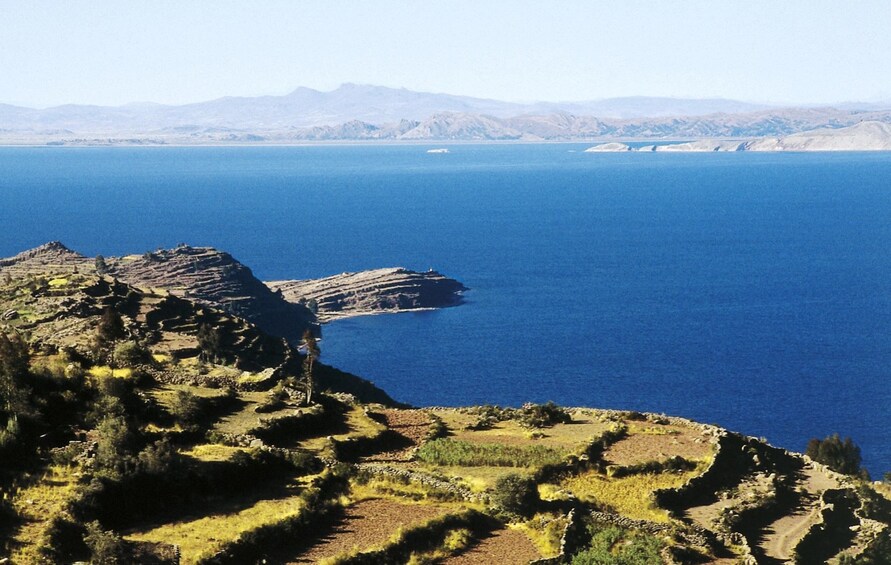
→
(444, 527, 541, 564)
(364, 409, 431, 462)
(603, 425, 713, 466)
(287, 498, 450, 563)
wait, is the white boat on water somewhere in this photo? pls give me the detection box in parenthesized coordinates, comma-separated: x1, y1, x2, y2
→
(426, 148, 450, 154)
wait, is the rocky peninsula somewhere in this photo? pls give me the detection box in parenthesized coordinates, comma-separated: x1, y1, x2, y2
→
(267, 267, 468, 322)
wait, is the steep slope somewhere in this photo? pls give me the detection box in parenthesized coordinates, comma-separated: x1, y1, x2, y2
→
(104, 245, 316, 343)
(267, 267, 468, 322)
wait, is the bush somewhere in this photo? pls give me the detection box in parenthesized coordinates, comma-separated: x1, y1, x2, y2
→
(519, 401, 571, 429)
(168, 389, 204, 430)
(112, 341, 149, 366)
(83, 520, 126, 564)
(491, 473, 539, 517)
(571, 524, 663, 565)
(806, 434, 863, 476)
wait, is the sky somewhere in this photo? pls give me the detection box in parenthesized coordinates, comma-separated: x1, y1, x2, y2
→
(2, 1, 891, 108)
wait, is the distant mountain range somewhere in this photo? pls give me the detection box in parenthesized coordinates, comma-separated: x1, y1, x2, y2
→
(1, 84, 890, 144)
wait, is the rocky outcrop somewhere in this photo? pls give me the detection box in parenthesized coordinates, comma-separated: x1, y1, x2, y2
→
(267, 267, 468, 322)
(105, 245, 317, 342)
(0, 241, 90, 275)
(0, 243, 317, 342)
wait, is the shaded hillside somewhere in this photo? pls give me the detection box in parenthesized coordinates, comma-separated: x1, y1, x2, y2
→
(267, 267, 468, 322)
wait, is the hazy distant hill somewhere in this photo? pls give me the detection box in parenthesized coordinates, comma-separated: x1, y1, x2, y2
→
(1, 83, 890, 144)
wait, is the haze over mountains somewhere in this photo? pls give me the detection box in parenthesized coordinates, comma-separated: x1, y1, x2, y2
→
(1, 83, 890, 144)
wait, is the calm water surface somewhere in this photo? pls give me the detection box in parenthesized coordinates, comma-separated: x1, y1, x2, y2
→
(0, 145, 888, 473)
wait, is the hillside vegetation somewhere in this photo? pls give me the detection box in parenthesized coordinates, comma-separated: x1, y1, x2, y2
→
(1, 244, 889, 564)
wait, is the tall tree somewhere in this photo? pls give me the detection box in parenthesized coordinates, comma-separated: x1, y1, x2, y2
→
(95, 307, 126, 366)
(0, 332, 30, 416)
(300, 329, 319, 406)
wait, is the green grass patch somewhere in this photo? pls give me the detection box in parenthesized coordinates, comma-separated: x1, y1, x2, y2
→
(416, 438, 567, 468)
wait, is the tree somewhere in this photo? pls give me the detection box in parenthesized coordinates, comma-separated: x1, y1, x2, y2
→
(806, 434, 863, 476)
(491, 473, 539, 517)
(300, 329, 319, 406)
(197, 323, 223, 364)
(0, 332, 30, 416)
(95, 308, 126, 366)
(94, 255, 109, 275)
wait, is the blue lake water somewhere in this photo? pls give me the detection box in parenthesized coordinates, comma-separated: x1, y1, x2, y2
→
(0, 145, 889, 474)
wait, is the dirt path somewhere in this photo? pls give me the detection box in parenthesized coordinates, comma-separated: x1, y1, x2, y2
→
(759, 465, 840, 562)
(443, 527, 541, 564)
(363, 409, 431, 462)
(683, 473, 774, 532)
(287, 498, 449, 563)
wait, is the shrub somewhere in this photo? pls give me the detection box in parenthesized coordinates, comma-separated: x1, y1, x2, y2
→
(806, 434, 863, 476)
(491, 473, 539, 517)
(519, 401, 571, 429)
(570, 524, 663, 565)
(83, 520, 126, 564)
(169, 389, 202, 422)
(112, 341, 149, 366)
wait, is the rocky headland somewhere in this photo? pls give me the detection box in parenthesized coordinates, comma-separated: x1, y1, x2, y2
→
(584, 120, 891, 153)
(267, 267, 468, 322)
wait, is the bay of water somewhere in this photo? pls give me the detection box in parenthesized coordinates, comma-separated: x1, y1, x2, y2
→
(0, 145, 889, 473)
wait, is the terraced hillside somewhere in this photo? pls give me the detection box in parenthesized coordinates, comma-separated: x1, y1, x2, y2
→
(1, 245, 889, 564)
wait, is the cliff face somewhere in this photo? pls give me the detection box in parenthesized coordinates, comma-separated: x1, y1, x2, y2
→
(267, 267, 468, 322)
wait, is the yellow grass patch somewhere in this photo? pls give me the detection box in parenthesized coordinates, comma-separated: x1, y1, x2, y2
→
(127, 483, 309, 564)
(547, 463, 709, 522)
(8, 466, 80, 563)
(420, 464, 535, 493)
(151, 353, 171, 363)
(515, 513, 569, 558)
(184, 444, 246, 462)
(48, 277, 69, 287)
(88, 366, 133, 379)
(299, 405, 386, 452)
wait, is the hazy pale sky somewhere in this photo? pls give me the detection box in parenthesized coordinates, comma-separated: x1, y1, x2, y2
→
(3, 1, 891, 108)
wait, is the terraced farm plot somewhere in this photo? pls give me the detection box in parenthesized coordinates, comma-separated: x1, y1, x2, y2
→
(297, 405, 386, 453)
(432, 408, 611, 451)
(443, 527, 542, 564)
(550, 465, 708, 522)
(363, 409, 431, 462)
(603, 423, 715, 466)
(127, 477, 315, 564)
(6, 466, 79, 563)
(286, 498, 454, 563)
(420, 464, 538, 493)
